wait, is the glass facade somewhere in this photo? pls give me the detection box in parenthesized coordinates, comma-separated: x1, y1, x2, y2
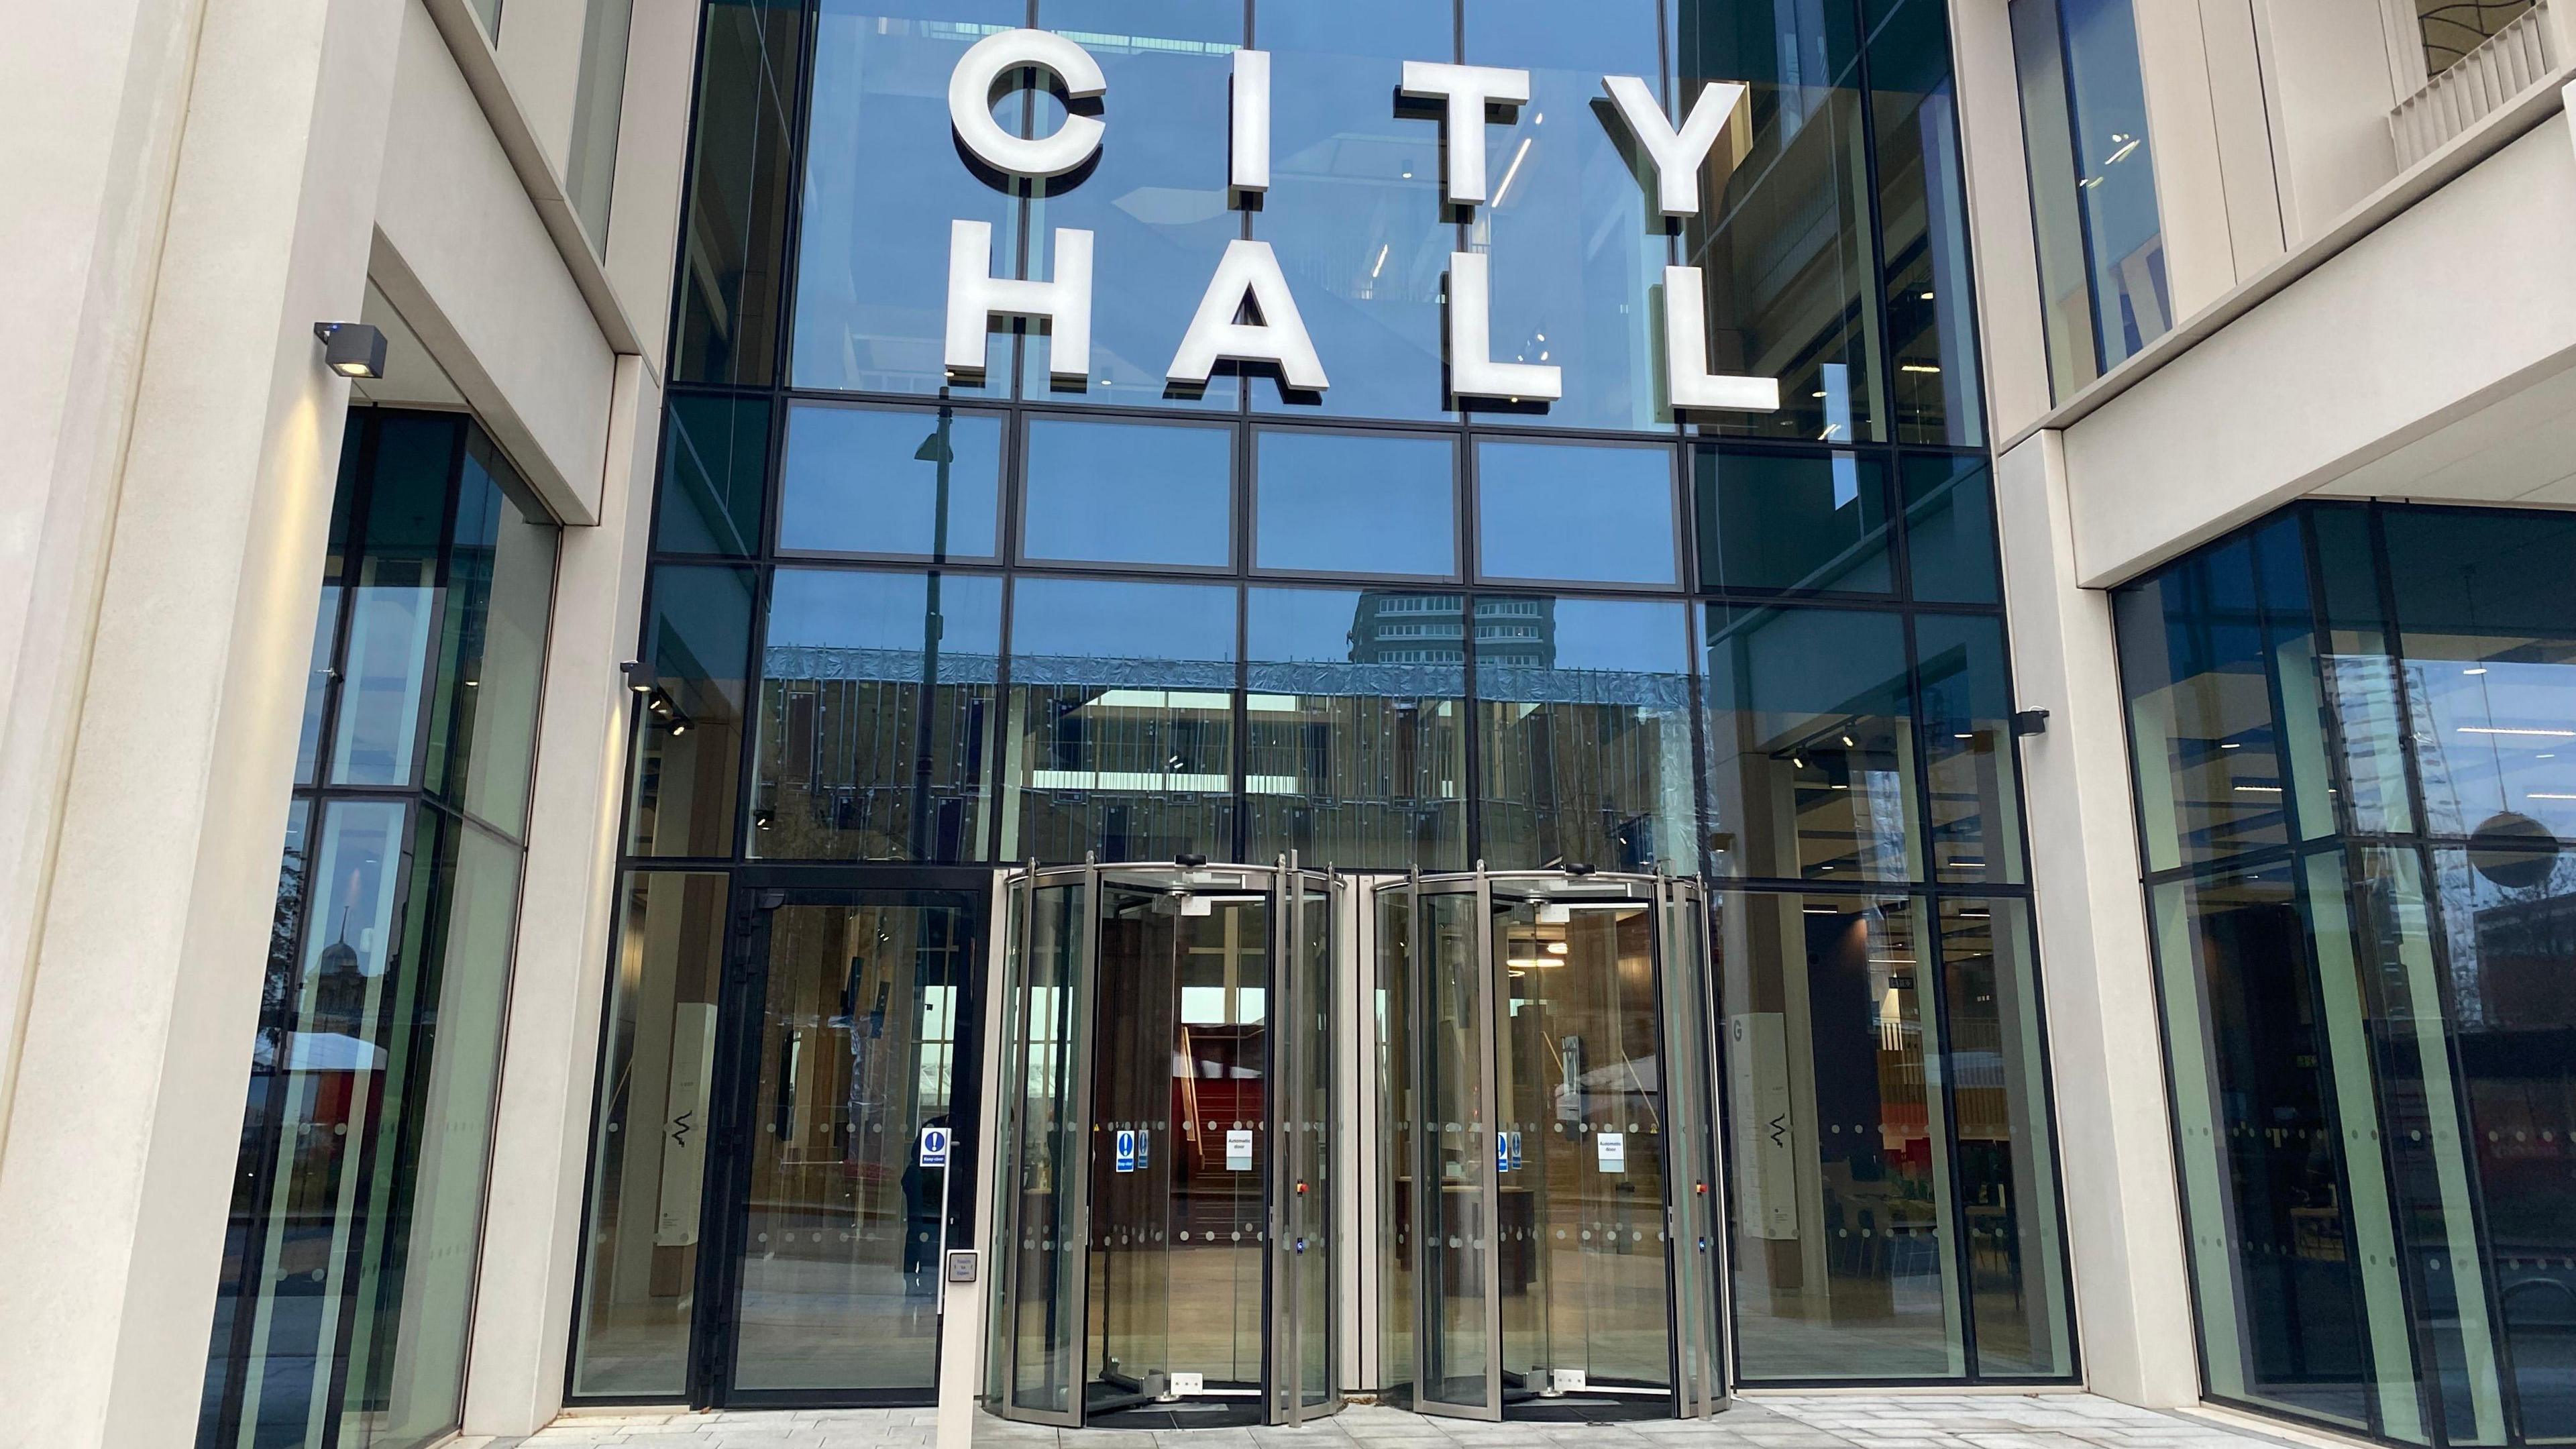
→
(571, 0, 2074, 1405)
(2010, 0, 2167, 400)
(199, 411, 561, 1449)
(2118, 502, 2576, 1446)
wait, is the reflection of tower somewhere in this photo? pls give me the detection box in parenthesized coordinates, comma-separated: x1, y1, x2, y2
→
(1347, 592, 1465, 664)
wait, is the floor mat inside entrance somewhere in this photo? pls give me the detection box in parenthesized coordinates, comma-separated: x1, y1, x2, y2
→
(1086, 1399, 1266, 1429)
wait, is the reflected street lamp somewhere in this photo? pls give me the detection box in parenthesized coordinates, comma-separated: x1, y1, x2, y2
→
(909, 407, 955, 857)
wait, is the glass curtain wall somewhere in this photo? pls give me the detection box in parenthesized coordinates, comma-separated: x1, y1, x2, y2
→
(198, 410, 561, 1449)
(2117, 502, 2576, 1447)
(570, 0, 2072, 1394)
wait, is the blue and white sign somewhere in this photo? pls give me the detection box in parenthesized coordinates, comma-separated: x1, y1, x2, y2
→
(1136, 1127, 1150, 1170)
(1497, 1132, 1510, 1174)
(1507, 1130, 1523, 1172)
(1114, 1128, 1138, 1173)
(918, 1124, 951, 1169)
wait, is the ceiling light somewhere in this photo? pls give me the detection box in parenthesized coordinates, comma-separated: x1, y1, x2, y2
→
(1842, 735, 1856, 747)
(2461, 727, 2576, 737)
(313, 321, 387, 380)
(1545, 942, 1568, 955)
(2464, 666, 2489, 675)
(2220, 742, 2241, 749)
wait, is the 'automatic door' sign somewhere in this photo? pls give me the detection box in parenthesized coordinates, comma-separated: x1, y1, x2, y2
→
(943, 30, 1780, 414)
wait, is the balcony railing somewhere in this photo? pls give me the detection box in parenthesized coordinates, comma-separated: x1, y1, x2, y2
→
(2392, 0, 2557, 168)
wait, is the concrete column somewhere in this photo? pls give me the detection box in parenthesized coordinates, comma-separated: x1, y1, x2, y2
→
(0, 0, 406, 1442)
(1992, 431, 2199, 1408)
(1947, 0, 2054, 437)
(464, 356, 661, 1437)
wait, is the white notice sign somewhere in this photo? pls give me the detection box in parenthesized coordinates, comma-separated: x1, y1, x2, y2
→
(1226, 1128, 1254, 1172)
(1596, 1130, 1626, 1173)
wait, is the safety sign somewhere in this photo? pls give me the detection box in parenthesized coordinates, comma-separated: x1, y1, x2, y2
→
(1596, 1130, 1625, 1172)
(918, 1124, 950, 1169)
(1226, 1128, 1254, 1171)
(1115, 1128, 1138, 1173)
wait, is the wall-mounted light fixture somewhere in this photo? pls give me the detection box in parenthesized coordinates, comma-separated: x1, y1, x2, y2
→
(2011, 708, 2051, 737)
(621, 660, 653, 694)
(313, 321, 387, 380)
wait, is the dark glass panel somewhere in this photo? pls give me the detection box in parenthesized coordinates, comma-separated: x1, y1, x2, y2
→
(1250, 0, 1455, 421)
(751, 568, 1002, 861)
(426, 430, 559, 832)
(2148, 859, 2404, 1432)
(793, 0, 1020, 396)
(1676, 0, 1884, 441)
(1719, 890, 1966, 1379)
(1703, 604, 1918, 881)
(1474, 439, 1678, 587)
(2422, 845, 2576, 1441)
(1867, 0, 1984, 446)
(1695, 447, 1892, 594)
(297, 435, 364, 786)
(777, 402, 1003, 559)
(655, 392, 770, 557)
(1916, 614, 2024, 885)
(570, 871, 733, 1397)
(2112, 517, 2337, 873)
(1901, 454, 2001, 604)
(2384, 508, 2576, 843)
(627, 566, 757, 858)
(1474, 596, 1694, 871)
(331, 415, 462, 788)
(1021, 417, 1232, 569)
(1021, 0, 1244, 409)
(1245, 586, 1467, 869)
(673, 0, 800, 387)
(1462, 0, 1668, 432)
(1935, 898, 2072, 1377)
(1252, 429, 1457, 578)
(2308, 504, 2414, 837)
(1004, 576, 1238, 861)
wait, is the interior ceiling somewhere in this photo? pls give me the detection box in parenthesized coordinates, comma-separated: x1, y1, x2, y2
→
(349, 281, 464, 411)
(2314, 354, 2576, 510)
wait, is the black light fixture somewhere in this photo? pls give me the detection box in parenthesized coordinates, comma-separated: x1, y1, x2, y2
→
(2011, 708, 2052, 737)
(621, 660, 653, 694)
(313, 321, 387, 380)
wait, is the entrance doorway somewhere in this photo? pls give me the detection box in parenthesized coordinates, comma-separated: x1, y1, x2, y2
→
(1375, 870, 1727, 1421)
(693, 888, 985, 1406)
(985, 861, 1339, 1428)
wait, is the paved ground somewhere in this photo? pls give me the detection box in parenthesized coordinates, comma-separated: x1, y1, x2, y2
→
(495, 1395, 2315, 1449)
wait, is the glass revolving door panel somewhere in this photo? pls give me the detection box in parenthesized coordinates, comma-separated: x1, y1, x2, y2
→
(988, 863, 1339, 1428)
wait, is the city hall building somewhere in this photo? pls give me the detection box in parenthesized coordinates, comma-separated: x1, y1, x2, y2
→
(5, 1, 2573, 1447)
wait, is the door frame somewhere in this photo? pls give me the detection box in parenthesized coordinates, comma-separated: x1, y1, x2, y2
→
(689, 867, 995, 1411)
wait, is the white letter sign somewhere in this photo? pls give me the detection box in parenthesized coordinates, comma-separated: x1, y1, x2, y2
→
(946, 219, 1093, 384)
(1663, 266, 1778, 413)
(1399, 61, 1531, 206)
(948, 28, 1107, 177)
(1169, 239, 1328, 390)
(1447, 251, 1560, 402)
(1231, 50, 1270, 196)
(1601, 76, 1747, 217)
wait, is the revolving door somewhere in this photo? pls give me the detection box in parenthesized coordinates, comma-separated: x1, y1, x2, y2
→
(986, 861, 1338, 1428)
(1377, 870, 1727, 1421)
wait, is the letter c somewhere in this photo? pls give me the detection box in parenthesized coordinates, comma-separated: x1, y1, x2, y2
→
(948, 28, 1108, 178)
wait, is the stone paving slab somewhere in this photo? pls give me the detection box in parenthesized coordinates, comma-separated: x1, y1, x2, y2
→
(502, 1395, 2318, 1449)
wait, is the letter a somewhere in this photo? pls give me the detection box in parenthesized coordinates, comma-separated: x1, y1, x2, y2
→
(1168, 239, 1329, 391)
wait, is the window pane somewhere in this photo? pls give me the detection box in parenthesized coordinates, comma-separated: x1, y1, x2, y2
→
(672, 0, 798, 386)
(1475, 597, 1694, 871)
(1704, 604, 1919, 881)
(655, 393, 769, 557)
(1695, 447, 1892, 594)
(570, 871, 731, 1397)
(2113, 517, 2331, 873)
(1937, 898, 2072, 1377)
(1462, 0, 1668, 432)
(1720, 890, 1966, 1379)
(752, 568, 1002, 861)
(627, 566, 757, 857)
(332, 416, 460, 786)
(1022, 418, 1233, 568)
(777, 402, 1002, 559)
(2385, 508, 2576, 841)
(1249, 0, 1455, 421)
(1869, 0, 1985, 446)
(1005, 577, 1238, 861)
(1246, 586, 1466, 869)
(1475, 439, 1676, 586)
(1253, 431, 1456, 578)
(435, 432, 561, 833)
(792, 0, 1019, 396)
(1678, 0, 1883, 441)
(1902, 454, 2002, 603)
(1917, 614, 2024, 885)
(1020, 0, 1242, 409)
